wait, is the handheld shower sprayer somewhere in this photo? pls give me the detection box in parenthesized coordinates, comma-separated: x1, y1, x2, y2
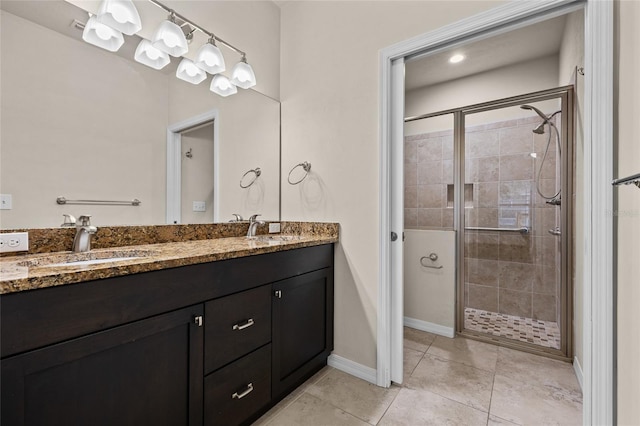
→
(520, 104, 562, 201)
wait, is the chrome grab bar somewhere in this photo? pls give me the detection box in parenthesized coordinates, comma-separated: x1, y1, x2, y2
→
(56, 196, 141, 206)
(612, 172, 640, 189)
(420, 253, 443, 269)
(465, 226, 529, 234)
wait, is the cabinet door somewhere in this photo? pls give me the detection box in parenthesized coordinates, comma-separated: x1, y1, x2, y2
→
(1, 305, 204, 426)
(272, 268, 334, 399)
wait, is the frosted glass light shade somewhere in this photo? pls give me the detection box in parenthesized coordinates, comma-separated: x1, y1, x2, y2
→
(152, 20, 188, 57)
(134, 39, 170, 70)
(96, 0, 141, 35)
(82, 15, 124, 52)
(195, 43, 225, 74)
(176, 58, 206, 84)
(230, 60, 256, 89)
(210, 75, 237, 97)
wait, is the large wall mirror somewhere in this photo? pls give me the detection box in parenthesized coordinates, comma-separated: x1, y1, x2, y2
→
(0, 1, 280, 229)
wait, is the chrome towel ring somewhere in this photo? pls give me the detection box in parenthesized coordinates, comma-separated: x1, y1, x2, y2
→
(240, 167, 261, 188)
(420, 253, 443, 269)
(288, 162, 311, 185)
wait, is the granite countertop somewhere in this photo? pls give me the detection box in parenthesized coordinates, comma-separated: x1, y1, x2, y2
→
(0, 234, 338, 295)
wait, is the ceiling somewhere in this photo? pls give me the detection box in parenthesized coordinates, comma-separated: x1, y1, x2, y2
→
(405, 15, 567, 91)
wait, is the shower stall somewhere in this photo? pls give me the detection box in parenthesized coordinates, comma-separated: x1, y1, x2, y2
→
(404, 86, 574, 359)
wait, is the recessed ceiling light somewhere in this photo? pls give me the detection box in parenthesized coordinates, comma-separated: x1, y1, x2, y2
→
(449, 54, 465, 64)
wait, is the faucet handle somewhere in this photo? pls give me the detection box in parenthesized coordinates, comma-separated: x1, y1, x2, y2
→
(61, 214, 76, 227)
(78, 215, 92, 226)
(231, 213, 244, 222)
(249, 214, 262, 223)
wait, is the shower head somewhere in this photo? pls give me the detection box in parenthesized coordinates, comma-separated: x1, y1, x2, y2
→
(520, 104, 549, 121)
(532, 122, 546, 134)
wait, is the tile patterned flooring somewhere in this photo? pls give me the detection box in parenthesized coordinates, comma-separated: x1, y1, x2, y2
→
(464, 307, 562, 350)
(253, 328, 582, 426)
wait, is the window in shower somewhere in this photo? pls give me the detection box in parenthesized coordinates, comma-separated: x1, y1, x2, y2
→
(459, 88, 573, 357)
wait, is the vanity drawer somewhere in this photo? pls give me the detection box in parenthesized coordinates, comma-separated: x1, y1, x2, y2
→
(205, 285, 271, 373)
(204, 344, 271, 426)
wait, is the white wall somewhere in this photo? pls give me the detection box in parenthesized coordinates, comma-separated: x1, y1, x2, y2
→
(615, 0, 640, 423)
(0, 1, 281, 228)
(181, 124, 215, 224)
(557, 8, 585, 375)
(280, 0, 506, 370)
(403, 230, 456, 334)
(405, 55, 560, 135)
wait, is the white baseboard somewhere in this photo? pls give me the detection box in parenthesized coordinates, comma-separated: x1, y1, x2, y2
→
(327, 354, 377, 385)
(573, 356, 584, 391)
(404, 316, 455, 338)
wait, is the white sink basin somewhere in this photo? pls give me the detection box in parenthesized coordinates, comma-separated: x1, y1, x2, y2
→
(47, 256, 141, 267)
(250, 235, 305, 242)
(17, 249, 154, 268)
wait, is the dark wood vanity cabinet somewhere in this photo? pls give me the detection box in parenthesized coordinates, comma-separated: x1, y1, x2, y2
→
(1, 243, 334, 426)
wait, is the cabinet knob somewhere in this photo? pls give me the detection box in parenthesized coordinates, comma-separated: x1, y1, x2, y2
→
(193, 315, 203, 327)
(274, 290, 282, 299)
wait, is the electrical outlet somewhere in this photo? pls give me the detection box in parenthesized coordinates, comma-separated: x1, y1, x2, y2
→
(0, 194, 12, 210)
(0, 232, 29, 253)
(268, 223, 281, 234)
(192, 201, 206, 212)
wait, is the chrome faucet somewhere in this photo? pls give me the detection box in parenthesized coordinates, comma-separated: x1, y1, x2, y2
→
(230, 213, 244, 222)
(73, 215, 97, 252)
(61, 214, 76, 227)
(247, 214, 265, 238)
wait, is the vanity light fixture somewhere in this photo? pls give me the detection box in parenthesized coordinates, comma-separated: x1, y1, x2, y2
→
(449, 54, 465, 64)
(230, 55, 257, 89)
(82, 15, 124, 52)
(176, 58, 207, 84)
(134, 39, 170, 70)
(96, 0, 142, 36)
(152, 12, 189, 57)
(210, 75, 237, 97)
(195, 37, 226, 74)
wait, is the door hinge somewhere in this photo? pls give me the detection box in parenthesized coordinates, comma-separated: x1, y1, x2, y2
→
(194, 315, 203, 327)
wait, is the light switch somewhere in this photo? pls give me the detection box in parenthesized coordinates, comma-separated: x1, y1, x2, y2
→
(192, 201, 206, 212)
(0, 194, 12, 210)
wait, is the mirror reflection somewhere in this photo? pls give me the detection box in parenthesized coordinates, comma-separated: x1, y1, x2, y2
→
(0, 1, 280, 229)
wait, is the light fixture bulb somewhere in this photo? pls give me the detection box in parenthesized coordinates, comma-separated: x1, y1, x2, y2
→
(134, 39, 170, 70)
(152, 18, 189, 57)
(82, 15, 124, 52)
(210, 74, 237, 97)
(230, 58, 256, 89)
(195, 40, 226, 74)
(176, 58, 206, 84)
(96, 0, 141, 35)
(449, 54, 465, 64)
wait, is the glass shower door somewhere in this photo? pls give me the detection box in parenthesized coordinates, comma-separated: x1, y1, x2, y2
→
(460, 94, 570, 354)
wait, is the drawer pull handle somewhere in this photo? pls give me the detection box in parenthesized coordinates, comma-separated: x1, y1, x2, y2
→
(232, 318, 255, 331)
(232, 383, 254, 400)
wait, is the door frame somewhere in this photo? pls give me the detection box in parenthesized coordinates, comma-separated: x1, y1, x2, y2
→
(378, 1, 614, 424)
(166, 110, 219, 224)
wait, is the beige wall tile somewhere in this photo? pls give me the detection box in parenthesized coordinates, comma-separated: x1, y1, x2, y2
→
(404, 208, 418, 228)
(499, 126, 533, 156)
(499, 154, 534, 181)
(499, 234, 535, 263)
(466, 258, 500, 287)
(466, 130, 499, 159)
(468, 284, 499, 312)
(476, 182, 499, 208)
(442, 208, 454, 228)
(442, 135, 454, 160)
(405, 139, 417, 164)
(533, 264, 558, 295)
(465, 208, 499, 228)
(405, 185, 418, 208)
(417, 184, 445, 208)
(532, 293, 557, 322)
(498, 261, 536, 292)
(443, 159, 454, 183)
(466, 156, 500, 182)
(466, 232, 500, 260)
(405, 162, 417, 187)
(499, 288, 532, 317)
(418, 161, 443, 184)
(417, 137, 443, 163)
(418, 208, 443, 228)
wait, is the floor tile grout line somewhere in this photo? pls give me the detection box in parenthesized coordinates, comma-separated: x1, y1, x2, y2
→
(374, 385, 404, 426)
